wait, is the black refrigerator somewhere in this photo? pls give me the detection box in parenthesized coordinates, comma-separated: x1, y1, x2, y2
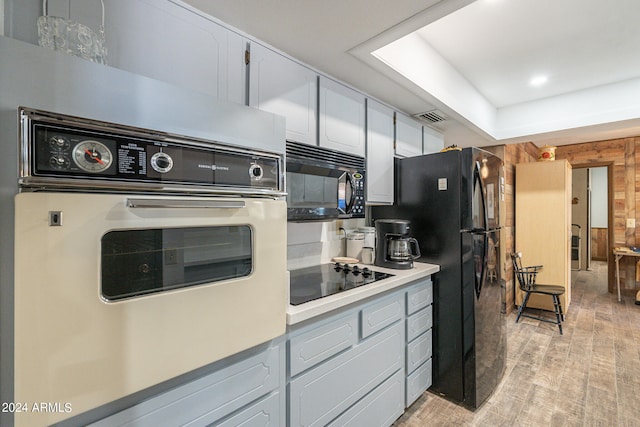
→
(371, 147, 506, 409)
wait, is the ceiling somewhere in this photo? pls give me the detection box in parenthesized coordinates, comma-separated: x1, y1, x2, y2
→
(183, 0, 640, 148)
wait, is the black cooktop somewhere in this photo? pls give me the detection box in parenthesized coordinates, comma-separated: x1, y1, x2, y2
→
(289, 263, 394, 306)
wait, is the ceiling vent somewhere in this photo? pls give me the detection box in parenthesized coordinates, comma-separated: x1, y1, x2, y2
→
(414, 109, 448, 124)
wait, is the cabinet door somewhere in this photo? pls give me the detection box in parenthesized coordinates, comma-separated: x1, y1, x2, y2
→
(366, 99, 395, 205)
(423, 125, 445, 154)
(249, 42, 317, 145)
(319, 76, 366, 156)
(103, 0, 245, 103)
(395, 113, 423, 157)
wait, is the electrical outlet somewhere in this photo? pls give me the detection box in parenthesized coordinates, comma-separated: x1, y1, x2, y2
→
(627, 218, 636, 228)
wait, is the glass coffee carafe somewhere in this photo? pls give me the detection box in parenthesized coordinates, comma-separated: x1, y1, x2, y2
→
(387, 236, 421, 262)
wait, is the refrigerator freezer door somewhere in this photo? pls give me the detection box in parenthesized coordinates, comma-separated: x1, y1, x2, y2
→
(461, 148, 502, 231)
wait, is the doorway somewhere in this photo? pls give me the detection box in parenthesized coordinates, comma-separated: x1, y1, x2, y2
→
(571, 166, 609, 285)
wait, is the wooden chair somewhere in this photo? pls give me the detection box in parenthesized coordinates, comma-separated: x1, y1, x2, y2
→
(511, 252, 565, 335)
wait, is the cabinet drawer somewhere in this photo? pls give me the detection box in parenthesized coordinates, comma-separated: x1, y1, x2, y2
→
(406, 305, 433, 342)
(327, 369, 404, 427)
(406, 358, 432, 407)
(289, 313, 358, 377)
(213, 392, 281, 427)
(90, 342, 282, 427)
(406, 279, 433, 315)
(407, 330, 432, 374)
(289, 322, 404, 427)
(361, 294, 404, 339)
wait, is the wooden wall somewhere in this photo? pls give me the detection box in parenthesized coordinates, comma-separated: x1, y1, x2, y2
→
(591, 227, 609, 261)
(554, 137, 639, 296)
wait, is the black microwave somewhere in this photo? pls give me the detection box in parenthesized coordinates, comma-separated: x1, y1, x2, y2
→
(286, 141, 365, 221)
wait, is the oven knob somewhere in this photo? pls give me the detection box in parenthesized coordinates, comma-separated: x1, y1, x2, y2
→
(249, 164, 263, 181)
(49, 136, 70, 150)
(49, 155, 70, 169)
(342, 264, 351, 273)
(334, 262, 342, 271)
(362, 267, 371, 277)
(151, 152, 174, 173)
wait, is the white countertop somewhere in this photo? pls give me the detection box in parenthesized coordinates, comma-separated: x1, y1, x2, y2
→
(286, 261, 440, 325)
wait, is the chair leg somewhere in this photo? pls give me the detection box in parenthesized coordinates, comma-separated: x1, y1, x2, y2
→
(516, 291, 531, 323)
(552, 295, 563, 335)
(557, 298, 565, 322)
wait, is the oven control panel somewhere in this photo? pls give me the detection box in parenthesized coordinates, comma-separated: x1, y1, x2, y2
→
(20, 108, 284, 194)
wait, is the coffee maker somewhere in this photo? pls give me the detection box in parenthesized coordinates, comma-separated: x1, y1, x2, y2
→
(374, 219, 421, 269)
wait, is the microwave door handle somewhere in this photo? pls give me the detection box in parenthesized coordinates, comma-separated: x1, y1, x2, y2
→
(344, 173, 356, 213)
(127, 198, 246, 209)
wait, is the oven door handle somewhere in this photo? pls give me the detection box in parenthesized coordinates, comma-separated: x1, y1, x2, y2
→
(126, 198, 246, 209)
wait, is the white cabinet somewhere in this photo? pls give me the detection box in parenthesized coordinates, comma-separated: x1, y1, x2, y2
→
(423, 125, 445, 154)
(395, 112, 423, 157)
(103, 0, 245, 104)
(319, 76, 366, 156)
(366, 99, 395, 205)
(248, 42, 317, 145)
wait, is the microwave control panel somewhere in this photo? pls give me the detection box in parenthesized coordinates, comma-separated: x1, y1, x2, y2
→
(351, 172, 365, 217)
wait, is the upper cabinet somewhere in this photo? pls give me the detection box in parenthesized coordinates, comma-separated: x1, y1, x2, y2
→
(395, 113, 423, 158)
(423, 126, 445, 154)
(319, 77, 366, 157)
(104, 0, 245, 104)
(366, 99, 395, 205)
(248, 42, 317, 145)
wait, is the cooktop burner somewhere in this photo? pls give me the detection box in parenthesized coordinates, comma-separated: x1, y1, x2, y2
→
(289, 263, 394, 306)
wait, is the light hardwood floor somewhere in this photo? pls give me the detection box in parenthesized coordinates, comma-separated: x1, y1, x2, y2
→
(394, 261, 640, 426)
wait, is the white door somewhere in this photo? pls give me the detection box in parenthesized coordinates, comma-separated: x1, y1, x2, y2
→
(319, 76, 366, 156)
(395, 113, 423, 157)
(98, 0, 246, 104)
(423, 125, 445, 154)
(249, 42, 317, 145)
(366, 99, 394, 205)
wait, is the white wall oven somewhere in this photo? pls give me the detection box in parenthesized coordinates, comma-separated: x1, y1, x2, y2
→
(14, 108, 287, 426)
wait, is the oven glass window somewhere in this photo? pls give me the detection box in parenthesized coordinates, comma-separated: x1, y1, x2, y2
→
(286, 171, 338, 208)
(101, 226, 252, 301)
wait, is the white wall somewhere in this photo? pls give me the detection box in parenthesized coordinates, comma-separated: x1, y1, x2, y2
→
(591, 167, 608, 228)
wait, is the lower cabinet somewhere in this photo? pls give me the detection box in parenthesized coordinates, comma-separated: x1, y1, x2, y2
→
(88, 339, 285, 427)
(87, 278, 433, 426)
(405, 280, 434, 407)
(288, 277, 433, 427)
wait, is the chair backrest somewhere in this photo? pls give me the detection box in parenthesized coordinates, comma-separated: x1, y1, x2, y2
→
(511, 252, 538, 291)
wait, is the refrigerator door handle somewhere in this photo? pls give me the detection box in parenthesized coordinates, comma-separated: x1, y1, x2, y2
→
(475, 232, 488, 299)
(474, 161, 489, 231)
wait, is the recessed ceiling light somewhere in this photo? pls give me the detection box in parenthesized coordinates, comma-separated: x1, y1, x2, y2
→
(530, 75, 548, 87)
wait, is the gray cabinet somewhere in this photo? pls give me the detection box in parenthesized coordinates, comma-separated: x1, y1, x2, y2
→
(404, 279, 434, 407)
(287, 279, 433, 427)
(90, 339, 285, 427)
(248, 42, 318, 145)
(366, 99, 395, 205)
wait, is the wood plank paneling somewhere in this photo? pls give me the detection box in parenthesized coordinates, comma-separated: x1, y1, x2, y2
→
(555, 136, 640, 297)
(591, 228, 609, 261)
